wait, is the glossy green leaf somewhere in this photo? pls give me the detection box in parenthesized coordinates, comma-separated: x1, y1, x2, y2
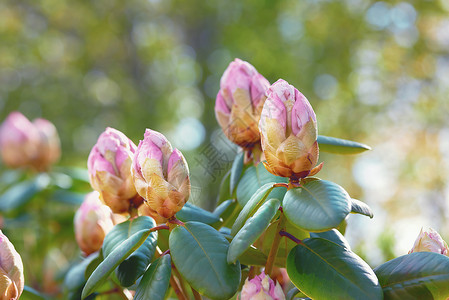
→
(82, 229, 151, 299)
(238, 246, 268, 266)
(65, 254, 100, 293)
(374, 252, 449, 299)
(217, 169, 232, 205)
(231, 183, 278, 236)
(169, 221, 241, 300)
(310, 229, 351, 250)
(351, 199, 374, 218)
(134, 255, 172, 300)
(0, 174, 50, 212)
(85, 251, 103, 280)
(236, 163, 287, 206)
(287, 238, 383, 300)
(102, 216, 158, 287)
(254, 218, 309, 267)
(228, 198, 280, 263)
(230, 151, 244, 195)
(176, 202, 221, 225)
(283, 179, 352, 232)
(317, 135, 371, 154)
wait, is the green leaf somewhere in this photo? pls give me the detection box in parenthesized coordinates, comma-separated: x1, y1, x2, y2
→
(374, 252, 449, 299)
(310, 229, 351, 250)
(176, 202, 221, 225)
(0, 174, 50, 212)
(227, 198, 280, 264)
(82, 229, 151, 299)
(169, 221, 241, 300)
(237, 246, 268, 266)
(85, 251, 103, 280)
(134, 255, 172, 300)
(217, 169, 232, 205)
(65, 254, 100, 292)
(102, 216, 158, 287)
(50, 190, 85, 205)
(231, 183, 279, 236)
(254, 218, 309, 267)
(22, 286, 48, 300)
(236, 163, 287, 207)
(283, 179, 352, 232)
(318, 135, 371, 154)
(230, 151, 244, 195)
(287, 238, 383, 300)
(351, 199, 374, 218)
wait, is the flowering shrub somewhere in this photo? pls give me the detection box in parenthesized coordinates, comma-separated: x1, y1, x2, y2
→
(1, 59, 449, 300)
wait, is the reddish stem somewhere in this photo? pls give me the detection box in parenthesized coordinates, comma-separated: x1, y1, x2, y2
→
(279, 230, 302, 244)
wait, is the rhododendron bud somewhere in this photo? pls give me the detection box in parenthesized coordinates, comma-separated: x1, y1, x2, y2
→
(33, 118, 61, 171)
(0, 231, 24, 300)
(409, 227, 449, 256)
(132, 129, 190, 219)
(240, 272, 285, 300)
(215, 59, 270, 162)
(259, 79, 320, 181)
(0, 112, 61, 172)
(74, 191, 115, 256)
(88, 127, 142, 214)
(138, 203, 167, 224)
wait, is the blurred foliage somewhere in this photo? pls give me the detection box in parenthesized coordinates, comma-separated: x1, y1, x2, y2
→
(1, 0, 449, 297)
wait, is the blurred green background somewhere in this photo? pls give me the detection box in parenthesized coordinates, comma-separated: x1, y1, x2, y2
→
(1, 0, 449, 296)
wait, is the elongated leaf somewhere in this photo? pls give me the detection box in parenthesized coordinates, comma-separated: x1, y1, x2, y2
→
(228, 198, 280, 263)
(283, 179, 351, 232)
(318, 135, 371, 154)
(374, 252, 449, 299)
(50, 190, 85, 205)
(22, 286, 48, 300)
(102, 216, 158, 287)
(231, 183, 278, 236)
(82, 229, 151, 299)
(238, 246, 268, 266)
(177, 202, 221, 225)
(230, 151, 244, 195)
(213, 199, 235, 218)
(217, 169, 232, 205)
(169, 221, 241, 300)
(134, 255, 172, 300)
(236, 163, 287, 206)
(65, 254, 100, 292)
(287, 238, 383, 300)
(0, 174, 50, 212)
(351, 199, 373, 218)
(310, 229, 351, 250)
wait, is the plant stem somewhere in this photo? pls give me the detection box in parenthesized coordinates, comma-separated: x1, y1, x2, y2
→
(192, 287, 202, 300)
(279, 230, 302, 244)
(170, 274, 188, 300)
(273, 182, 288, 189)
(173, 266, 189, 298)
(265, 212, 286, 277)
(150, 224, 170, 232)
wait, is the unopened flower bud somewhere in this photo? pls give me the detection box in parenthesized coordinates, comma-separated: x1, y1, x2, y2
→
(259, 79, 320, 180)
(409, 227, 449, 256)
(0, 112, 60, 171)
(240, 272, 285, 300)
(74, 191, 115, 256)
(0, 230, 24, 300)
(138, 203, 167, 224)
(132, 129, 190, 219)
(215, 59, 270, 162)
(88, 127, 142, 214)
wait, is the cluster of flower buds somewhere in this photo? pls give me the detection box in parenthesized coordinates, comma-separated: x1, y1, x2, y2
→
(87, 127, 191, 221)
(409, 227, 449, 256)
(88, 127, 142, 214)
(215, 59, 270, 163)
(0, 111, 60, 172)
(259, 79, 320, 181)
(74, 191, 116, 256)
(132, 129, 190, 219)
(0, 231, 24, 300)
(240, 271, 285, 300)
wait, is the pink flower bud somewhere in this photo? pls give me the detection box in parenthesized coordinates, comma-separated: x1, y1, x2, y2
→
(240, 272, 285, 300)
(259, 79, 319, 180)
(74, 191, 115, 256)
(88, 127, 142, 214)
(132, 129, 190, 219)
(0, 231, 24, 300)
(215, 59, 270, 161)
(409, 228, 449, 256)
(0, 112, 60, 171)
